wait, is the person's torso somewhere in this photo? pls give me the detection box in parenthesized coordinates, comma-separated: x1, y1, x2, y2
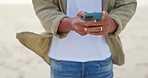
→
(55, 0, 116, 14)
(49, 0, 111, 62)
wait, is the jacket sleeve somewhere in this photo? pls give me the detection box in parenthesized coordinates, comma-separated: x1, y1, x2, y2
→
(108, 0, 137, 37)
(32, 0, 68, 38)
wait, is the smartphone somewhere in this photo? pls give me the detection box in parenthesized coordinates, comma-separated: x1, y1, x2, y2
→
(82, 0, 102, 21)
(82, 12, 102, 21)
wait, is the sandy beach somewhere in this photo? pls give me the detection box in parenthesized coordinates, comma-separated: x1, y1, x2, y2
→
(0, 3, 148, 78)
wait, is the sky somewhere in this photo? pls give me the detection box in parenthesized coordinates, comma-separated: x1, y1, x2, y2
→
(0, 0, 147, 5)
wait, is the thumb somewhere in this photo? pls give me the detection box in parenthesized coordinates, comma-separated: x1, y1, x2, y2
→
(77, 11, 87, 18)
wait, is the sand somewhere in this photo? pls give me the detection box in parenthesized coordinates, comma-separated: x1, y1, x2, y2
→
(0, 4, 148, 78)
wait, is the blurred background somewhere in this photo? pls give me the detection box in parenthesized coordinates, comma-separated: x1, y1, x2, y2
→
(0, 0, 148, 78)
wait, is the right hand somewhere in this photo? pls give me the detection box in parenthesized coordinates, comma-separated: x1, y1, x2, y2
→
(70, 11, 87, 36)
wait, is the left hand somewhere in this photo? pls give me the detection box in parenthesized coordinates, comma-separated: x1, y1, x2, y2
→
(83, 11, 117, 35)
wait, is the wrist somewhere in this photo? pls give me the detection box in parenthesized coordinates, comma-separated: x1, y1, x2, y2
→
(109, 18, 118, 34)
(58, 18, 74, 33)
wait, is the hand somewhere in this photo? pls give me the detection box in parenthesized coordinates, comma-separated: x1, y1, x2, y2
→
(58, 11, 117, 36)
(83, 11, 117, 35)
(70, 11, 87, 36)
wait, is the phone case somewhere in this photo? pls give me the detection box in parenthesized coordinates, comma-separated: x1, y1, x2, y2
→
(82, 12, 102, 21)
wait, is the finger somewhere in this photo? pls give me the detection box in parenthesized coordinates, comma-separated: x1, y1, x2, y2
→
(77, 11, 87, 18)
(83, 20, 97, 26)
(85, 23, 103, 27)
(88, 32, 105, 35)
(84, 27, 103, 33)
(71, 18, 85, 26)
(84, 20, 104, 27)
(84, 19, 106, 27)
(102, 11, 109, 20)
(94, 20, 97, 23)
(88, 30, 109, 35)
(76, 18, 85, 26)
(79, 32, 87, 36)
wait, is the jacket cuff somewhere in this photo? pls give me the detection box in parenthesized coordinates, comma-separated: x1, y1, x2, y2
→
(51, 15, 69, 39)
(108, 15, 123, 38)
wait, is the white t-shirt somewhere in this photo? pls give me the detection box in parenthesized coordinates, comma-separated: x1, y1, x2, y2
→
(49, 0, 111, 62)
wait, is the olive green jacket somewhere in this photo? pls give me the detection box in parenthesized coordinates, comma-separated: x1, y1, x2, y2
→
(16, 0, 137, 66)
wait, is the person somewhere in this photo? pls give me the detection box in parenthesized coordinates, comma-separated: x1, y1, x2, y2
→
(21, 0, 137, 78)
